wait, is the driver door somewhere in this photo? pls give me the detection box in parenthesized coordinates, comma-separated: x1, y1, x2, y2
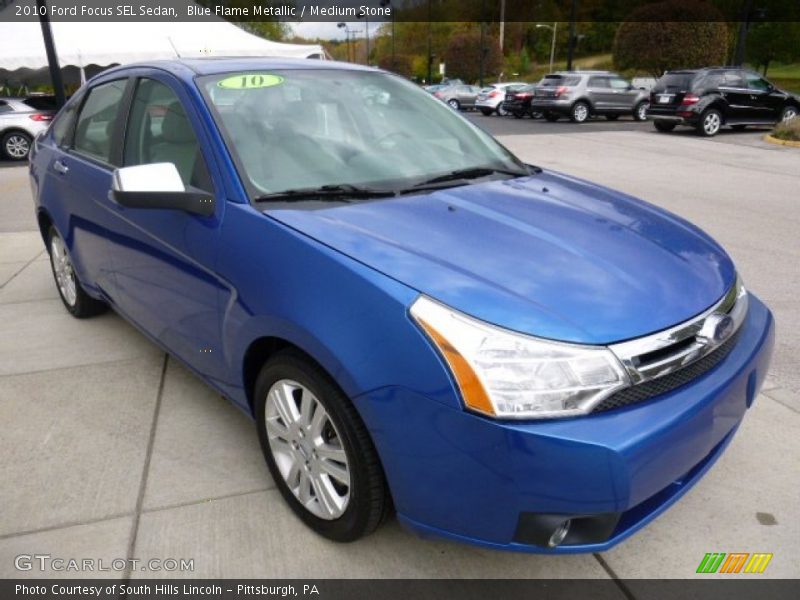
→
(104, 73, 228, 380)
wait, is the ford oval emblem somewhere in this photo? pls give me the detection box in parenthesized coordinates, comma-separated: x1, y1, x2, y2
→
(699, 314, 735, 345)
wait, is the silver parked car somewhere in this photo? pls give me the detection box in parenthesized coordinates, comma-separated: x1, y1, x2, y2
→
(531, 72, 650, 123)
(0, 96, 57, 160)
(475, 82, 528, 116)
(433, 84, 483, 111)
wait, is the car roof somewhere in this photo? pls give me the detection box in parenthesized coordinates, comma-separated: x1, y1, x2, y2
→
(97, 57, 376, 81)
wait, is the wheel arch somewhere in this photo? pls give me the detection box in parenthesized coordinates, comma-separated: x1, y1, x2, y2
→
(36, 208, 55, 247)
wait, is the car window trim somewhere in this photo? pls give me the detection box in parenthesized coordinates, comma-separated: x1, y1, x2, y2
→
(68, 77, 133, 171)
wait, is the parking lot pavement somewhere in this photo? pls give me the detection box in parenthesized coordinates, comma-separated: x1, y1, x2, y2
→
(1, 120, 798, 581)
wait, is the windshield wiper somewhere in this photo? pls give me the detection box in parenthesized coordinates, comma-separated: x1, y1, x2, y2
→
(408, 166, 532, 190)
(254, 184, 396, 204)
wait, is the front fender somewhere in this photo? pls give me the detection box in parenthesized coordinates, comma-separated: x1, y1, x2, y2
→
(217, 203, 460, 413)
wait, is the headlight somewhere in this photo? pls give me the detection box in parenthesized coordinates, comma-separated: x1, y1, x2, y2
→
(410, 296, 631, 419)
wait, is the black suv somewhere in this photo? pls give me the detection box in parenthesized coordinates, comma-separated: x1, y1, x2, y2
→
(649, 67, 800, 136)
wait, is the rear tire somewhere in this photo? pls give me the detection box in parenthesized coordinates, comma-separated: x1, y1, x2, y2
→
(254, 350, 390, 542)
(697, 108, 722, 137)
(47, 226, 107, 318)
(496, 104, 509, 117)
(570, 101, 590, 123)
(1, 131, 32, 161)
(653, 120, 677, 133)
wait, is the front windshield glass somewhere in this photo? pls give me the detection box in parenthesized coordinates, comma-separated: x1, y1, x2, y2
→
(198, 69, 525, 199)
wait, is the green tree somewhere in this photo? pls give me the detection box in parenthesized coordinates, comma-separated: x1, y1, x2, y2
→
(613, 0, 729, 77)
(443, 30, 503, 83)
(746, 22, 800, 75)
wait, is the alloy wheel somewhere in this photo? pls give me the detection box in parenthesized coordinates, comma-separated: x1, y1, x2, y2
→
(265, 379, 351, 520)
(637, 103, 648, 121)
(573, 103, 589, 122)
(783, 107, 798, 122)
(5, 134, 30, 159)
(50, 235, 77, 307)
(447, 99, 459, 110)
(703, 112, 721, 136)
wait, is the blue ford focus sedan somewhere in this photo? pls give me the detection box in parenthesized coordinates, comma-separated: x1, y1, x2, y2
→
(29, 58, 774, 552)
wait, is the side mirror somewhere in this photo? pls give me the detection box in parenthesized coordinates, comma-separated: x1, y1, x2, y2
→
(111, 163, 214, 217)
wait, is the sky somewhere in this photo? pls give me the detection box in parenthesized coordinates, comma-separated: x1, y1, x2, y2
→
(291, 21, 383, 40)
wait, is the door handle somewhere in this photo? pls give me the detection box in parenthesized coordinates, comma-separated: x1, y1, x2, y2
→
(53, 160, 69, 175)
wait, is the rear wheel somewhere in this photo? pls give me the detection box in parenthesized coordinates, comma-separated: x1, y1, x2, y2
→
(544, 112, 560, 122)
(1, 131, 32, 161)
(697, 109, 722, 137)
(254, 350, 389, 542)
(47, 227, 107, 318)
(570, 101, 590, 123)
(633, 101, 649, 122)
(496, 104, 509, 117)
(654, 120, 677, 132)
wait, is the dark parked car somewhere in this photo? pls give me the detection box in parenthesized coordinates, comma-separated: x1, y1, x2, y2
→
(0, 95, 57, 160)
(502, 85, 539, 118)
(530, 72, 649, 123)
(649, 67, 800, 136)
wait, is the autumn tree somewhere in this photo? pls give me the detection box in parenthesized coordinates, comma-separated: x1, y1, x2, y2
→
(443, 30, 503, 83)
(613, 0, 729, 77)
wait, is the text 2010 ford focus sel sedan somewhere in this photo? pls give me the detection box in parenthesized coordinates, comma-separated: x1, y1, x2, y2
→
(29, 58, 774, 552)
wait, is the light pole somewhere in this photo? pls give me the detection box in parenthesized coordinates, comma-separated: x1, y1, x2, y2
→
(357, 13, 370, 65)
(337, 22, 351, 62)
(536, 23, 557, 73)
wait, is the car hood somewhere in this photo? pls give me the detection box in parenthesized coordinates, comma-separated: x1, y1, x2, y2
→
(265, 171, 735, 344)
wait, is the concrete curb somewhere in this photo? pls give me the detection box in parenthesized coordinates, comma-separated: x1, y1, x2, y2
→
(764, 133, 800, 148)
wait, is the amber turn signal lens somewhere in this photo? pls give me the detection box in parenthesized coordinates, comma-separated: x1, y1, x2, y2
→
(415, 316, 495, 416)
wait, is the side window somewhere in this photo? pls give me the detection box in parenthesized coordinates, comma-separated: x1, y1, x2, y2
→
(609, 78, 630, 90)
(73, 80, 126, 164)
(123, 78, 212, 192)
(721, 72, 745, 88)
(588, 77, 609, 88)
(0, 100, 11, 114)
(745, 73, 770, 92)
(51, 94, 82, 147)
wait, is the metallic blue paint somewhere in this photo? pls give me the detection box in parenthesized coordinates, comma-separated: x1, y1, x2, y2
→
(29, 59, 775, 553)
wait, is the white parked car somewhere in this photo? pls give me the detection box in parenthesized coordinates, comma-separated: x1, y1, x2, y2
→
(475, 82, 528, 116)
(0, 96, 56, 160)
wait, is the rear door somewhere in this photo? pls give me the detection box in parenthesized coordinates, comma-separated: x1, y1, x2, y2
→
(717, 71, 750, 121)
(44, 79, 130, 295)
(104, 72, 228, 380)
(587, 76, 613, 110)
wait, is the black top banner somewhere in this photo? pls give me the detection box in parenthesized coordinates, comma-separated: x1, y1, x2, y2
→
(2, 0, 800, 23)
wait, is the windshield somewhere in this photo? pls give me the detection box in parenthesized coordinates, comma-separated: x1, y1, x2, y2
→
(199, 69, 524, 199)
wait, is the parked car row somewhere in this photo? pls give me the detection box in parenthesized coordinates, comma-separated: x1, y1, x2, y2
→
(0, 94, 57, 160)
(429, 67, 798, 136)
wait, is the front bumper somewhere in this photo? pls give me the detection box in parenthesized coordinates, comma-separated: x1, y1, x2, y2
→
(356, 295, 774, 553)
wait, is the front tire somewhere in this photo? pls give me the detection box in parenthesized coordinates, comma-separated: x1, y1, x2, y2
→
(447, 99, 460, 111)
(254, 350, 389, 542)
(2, 131, 32, 161)
(633, 101, 649, 122)
(697, 109, 722, 137)
(780, 105, 798, 122)
(47, 227, 107, 318)
(570, 101, 590, 123)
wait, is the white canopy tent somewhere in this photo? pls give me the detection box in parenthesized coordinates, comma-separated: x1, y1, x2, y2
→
(0, 17, 325, 90)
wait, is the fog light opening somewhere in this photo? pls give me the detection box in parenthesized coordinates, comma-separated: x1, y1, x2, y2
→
(547, 519, 572, 547)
